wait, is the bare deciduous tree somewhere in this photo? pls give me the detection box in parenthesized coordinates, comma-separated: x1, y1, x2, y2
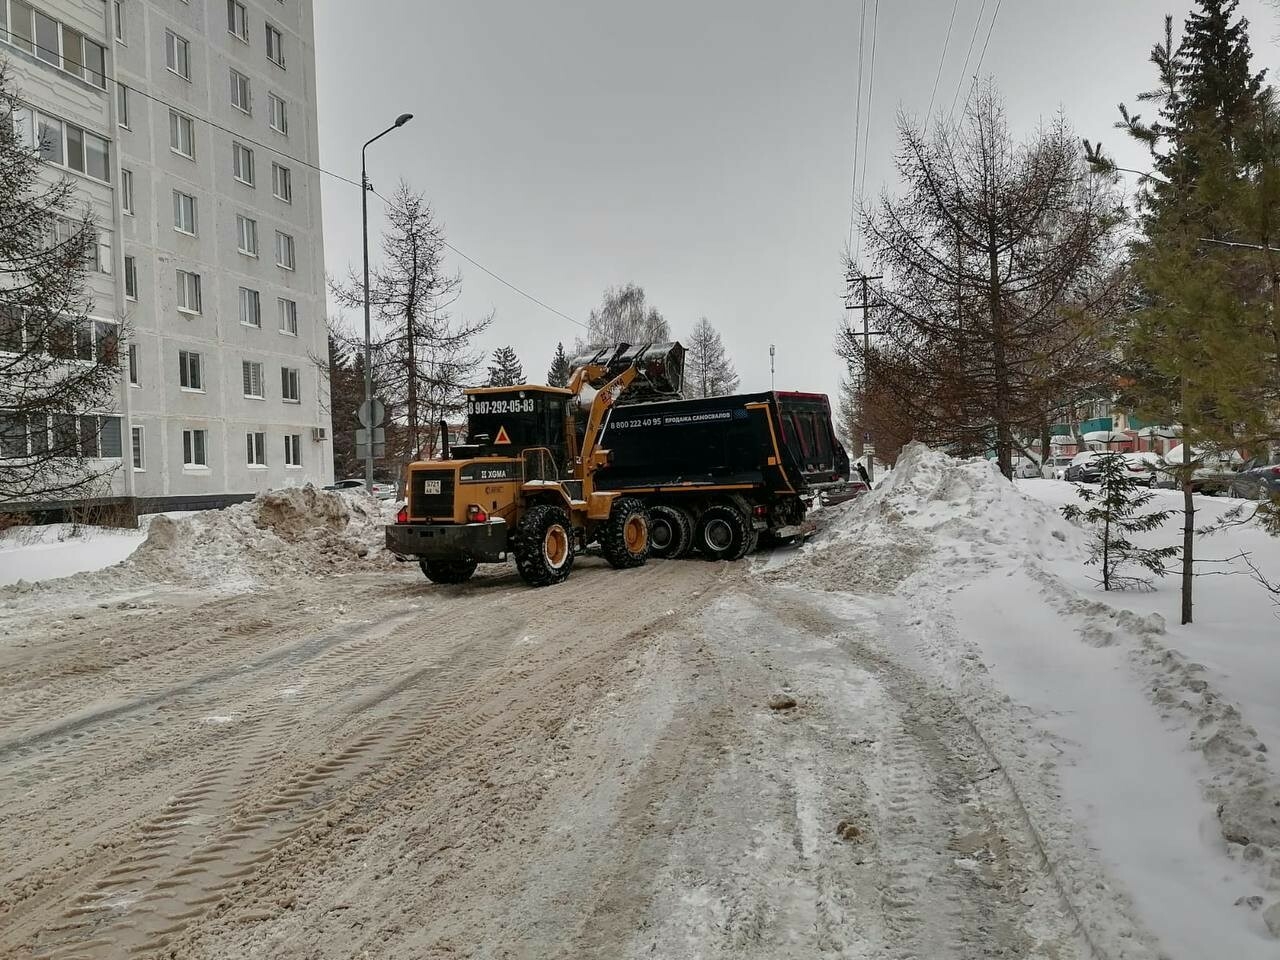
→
(840, 86, 1125, 479)
(683, 317, 739, 398)
(332, 183, 490, 467)
(1, 64, 124, 505)
(574, 283, 669, 353)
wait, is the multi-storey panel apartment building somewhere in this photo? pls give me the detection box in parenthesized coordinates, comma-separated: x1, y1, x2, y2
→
(1, 0, 332, 509)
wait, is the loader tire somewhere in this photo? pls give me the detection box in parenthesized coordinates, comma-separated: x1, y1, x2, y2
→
(512, 504, 575, 587)
(420, 557, 478, 584)
(600, 497, 651, 569)
(696, 504, 752, 562)
(648, 505, 693, 559)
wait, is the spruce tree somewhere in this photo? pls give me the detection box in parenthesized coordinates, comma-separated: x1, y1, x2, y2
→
(1110, 0, 1271, 622)
(684, 318, 739, 398)
(1062, 455, 1179, 591)
(547, 342, 571, 387)
(486, 345, 524, 387)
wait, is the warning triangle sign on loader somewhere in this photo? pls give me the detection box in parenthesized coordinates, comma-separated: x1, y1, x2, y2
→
(494, 425, 512, 445)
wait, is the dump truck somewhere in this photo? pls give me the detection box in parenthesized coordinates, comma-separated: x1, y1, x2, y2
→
(385, 342, 849, 586)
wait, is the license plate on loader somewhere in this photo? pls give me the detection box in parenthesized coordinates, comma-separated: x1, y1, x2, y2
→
(423, 479, 442, 495)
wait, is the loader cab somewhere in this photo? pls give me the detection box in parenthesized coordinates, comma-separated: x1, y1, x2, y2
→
(452, 386, 573, 464)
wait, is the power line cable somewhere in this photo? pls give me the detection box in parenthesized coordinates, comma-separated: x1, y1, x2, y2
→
(949, 0, 988, 121)
(10, 35, 588, 330)
(926, 0, 961, 121)
(853, 0, 880, 268)
(959, 0, 1003, 114)
(846, 0, 868, 253)
(368, 188, 587, 330)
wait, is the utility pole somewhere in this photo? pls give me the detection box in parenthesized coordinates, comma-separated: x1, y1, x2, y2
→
(843, 270, 884, 480)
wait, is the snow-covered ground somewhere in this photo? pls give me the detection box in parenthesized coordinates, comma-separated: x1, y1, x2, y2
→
(0, 522, 148, 587)
(778, 445, 1280, 957)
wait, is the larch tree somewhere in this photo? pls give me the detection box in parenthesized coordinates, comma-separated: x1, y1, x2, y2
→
(0, 64, 124, 504)
(841, 86, 1125, 479)
(1103, 0, 1272, 623)
(683, 317, 739, 398)
(332, 182, 491, 466)
(546, 341, 572, 387)
(575, 283, 670, 354)
(486, 345, 524, 387)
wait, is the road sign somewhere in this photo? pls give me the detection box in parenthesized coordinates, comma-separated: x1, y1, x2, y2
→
(355, 441, 386, 460)
(357, 398, 385, 428)
(354, 427, 385, 446)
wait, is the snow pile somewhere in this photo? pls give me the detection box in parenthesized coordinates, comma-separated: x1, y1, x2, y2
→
(772, 442, 1280, 950)
(2, 487, 394, 597)
(127, 486, 393, 587)
(783, 442, 1081, 593)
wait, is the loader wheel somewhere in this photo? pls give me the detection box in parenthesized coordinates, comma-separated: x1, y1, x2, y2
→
(420, 557, 478, 584)
(512, 504, 575, 587)
(648, 505, 693, 559)
(696, 504, 752, 562)
(600, 497, 651, 569)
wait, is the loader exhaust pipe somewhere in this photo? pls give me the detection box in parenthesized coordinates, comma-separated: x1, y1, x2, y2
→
(439, 419, 450, 460)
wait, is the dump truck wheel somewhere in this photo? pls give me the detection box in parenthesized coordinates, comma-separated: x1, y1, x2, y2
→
(696, 504, 750, 561)
(600, 497, 651, 569)
(648, 505, 693, 559)
(419, 557, 478, 584)
(513, 504, 575, 586)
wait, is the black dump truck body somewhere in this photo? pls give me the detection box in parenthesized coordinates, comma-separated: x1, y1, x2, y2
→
(596, 390, 849, 496)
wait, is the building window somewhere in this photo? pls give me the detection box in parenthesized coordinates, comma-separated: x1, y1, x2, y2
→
(239, 286, 261, 327)
(169, 110, 195, 158)
(120, 169, 134, 215)
(227, 0, 248, 41)
(268, 93, 287, 134)
(117, 84, 130, 128)
(265, 22, 284, 67)
(16, 108, 111, 183)
(94, 231, 113, 275)
(176, 270, 201, 314)
(284, 433, 301, 467)
(247, 431, 266, 466)
(182, 428, 208, 468)
(271, 162, 292, 203)
(281, 366, 300, 402)
(274, 231, 295, 270)
(242, 360, 264, 399)
(237, 214, 258, 256)
(131, 425, 144, 470)
(113, 1, 125, 42)
(179, 349, 202, 390)
(7, 6, 107, 88)
(230, 68, 251, 113)
(232, 142, 255, 185)
(165, 29, 191, 80)
(127, 342, 140, 385)
(0, 308, 24, 354)
(172, 190, 197, 235)
(124, 255, 138, 300)
(277, 297, 297, 336)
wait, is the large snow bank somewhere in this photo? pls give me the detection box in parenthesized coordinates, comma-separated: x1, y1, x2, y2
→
(780, 442, 1280, 955)
(2, 487, 394, 596)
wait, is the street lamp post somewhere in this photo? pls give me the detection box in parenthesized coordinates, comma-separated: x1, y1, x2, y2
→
(361, 112, 413, 494)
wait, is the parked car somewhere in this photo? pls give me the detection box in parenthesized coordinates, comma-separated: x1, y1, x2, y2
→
(1228, 453, 1280, 500)
(1063, 451, 1111, 483)
(1043, 455, 1074, 480)
(1155, 445, 1244, 494)
(325, 478, 398, 499)
(1121, 451, 1162, 487)
(1010, 456, 1042, 479)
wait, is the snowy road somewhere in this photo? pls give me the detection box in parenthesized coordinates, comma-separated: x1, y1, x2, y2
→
(1, 552, 1096, 960)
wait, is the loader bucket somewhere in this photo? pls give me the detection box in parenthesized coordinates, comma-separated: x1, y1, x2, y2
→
(569, 341, 685, 401)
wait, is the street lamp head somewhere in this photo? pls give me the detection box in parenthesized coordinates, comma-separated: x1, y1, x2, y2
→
(394, 113, 413, 127)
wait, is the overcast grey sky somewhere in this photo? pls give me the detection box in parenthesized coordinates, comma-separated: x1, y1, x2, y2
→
(313, 0, 1279, 404)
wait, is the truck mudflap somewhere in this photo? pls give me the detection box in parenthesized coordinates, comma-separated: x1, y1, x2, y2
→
(385, 519, 509, 563)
